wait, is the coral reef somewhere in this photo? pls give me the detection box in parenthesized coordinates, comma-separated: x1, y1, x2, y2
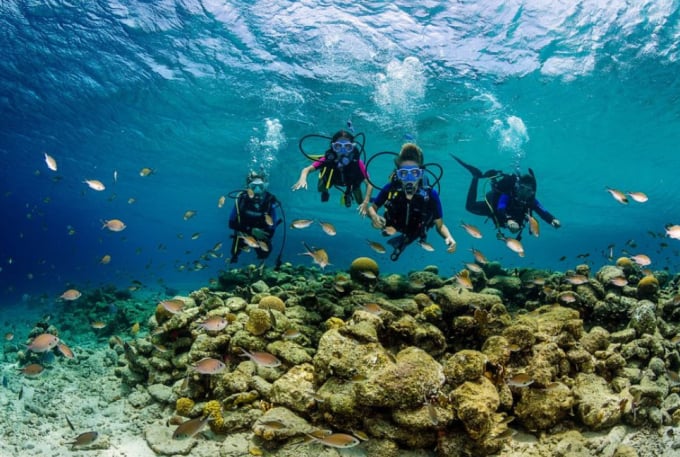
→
(107, 259, 680, 456)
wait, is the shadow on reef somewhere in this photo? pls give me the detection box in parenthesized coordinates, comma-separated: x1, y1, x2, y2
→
(103, 256, 680, 456)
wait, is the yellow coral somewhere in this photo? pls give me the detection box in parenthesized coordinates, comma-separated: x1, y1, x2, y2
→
(259, 295, 286, 312)
(203, 400, 228, 434)
(175, 397, 195, 416)
(637, 275, 659, 298)
(422, 304, 442, 320)
(245, 308, 272, 336)
(349, 257, 379, 280)
(325, 316, 345, 330)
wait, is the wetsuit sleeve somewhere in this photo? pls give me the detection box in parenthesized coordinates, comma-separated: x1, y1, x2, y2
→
(357, 159, 369, 179)
(496, 193, 510, 221)
(372, 184, 391, 208)
(532, 199, 556, 223)
(430, 189, 444, 219)
(312, 156, 326, 169)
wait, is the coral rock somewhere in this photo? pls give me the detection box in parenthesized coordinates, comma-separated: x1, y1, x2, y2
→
(450, 376, 500, 440)
(314, 329, 388, 382)
(355, 346, 445, 409)
(628, 300, 657, 336)
(253, 406, 312, 441)
(269, 364, 316, 413)
(514, 382, 573, 430)
(428, 286, 503, 315)
(443, 349, 488, 387)
(572, 372, 623, 430)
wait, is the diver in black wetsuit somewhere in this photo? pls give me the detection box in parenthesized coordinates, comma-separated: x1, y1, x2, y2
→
(367, 143, 456, 260)
(452, 155, 561, 240)
(229, 171, 281, 264)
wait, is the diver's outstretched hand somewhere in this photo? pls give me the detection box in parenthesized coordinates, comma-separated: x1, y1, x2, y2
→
(291, 179, 307, 191)
(450, 154, 482, 178)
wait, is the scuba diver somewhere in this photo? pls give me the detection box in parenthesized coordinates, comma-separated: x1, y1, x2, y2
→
(452, 155, 561, 240)
(366, 143, 456, 261)
(228, 171, 285, 267)
(291, 129, 373, 214)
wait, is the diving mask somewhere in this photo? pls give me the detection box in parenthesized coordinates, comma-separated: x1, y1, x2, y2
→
(248, 178, 267, 196)
(516, 183, 535, 202)
(396, 166, 423, 183)
(331, 140, 355, 154)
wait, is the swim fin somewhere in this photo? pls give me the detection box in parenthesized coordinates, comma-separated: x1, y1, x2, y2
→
(450, 154, 482, 178)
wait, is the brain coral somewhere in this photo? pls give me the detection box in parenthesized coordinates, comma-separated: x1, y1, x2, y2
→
(349, 257, 379, 280)
(637, 275, 659, 298)
(259, 295, 286, 312)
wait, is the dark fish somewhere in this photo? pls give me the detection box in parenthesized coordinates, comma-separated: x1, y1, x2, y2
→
(346, 118, 354, 133)
(1, 375, 7, 388)
(68, 431, 98, 448)
(65, 415, 76, 431)
(18, 385, 23, 400)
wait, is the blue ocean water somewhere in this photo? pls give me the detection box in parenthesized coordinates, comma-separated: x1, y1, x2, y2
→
(2, 1, 680, 304)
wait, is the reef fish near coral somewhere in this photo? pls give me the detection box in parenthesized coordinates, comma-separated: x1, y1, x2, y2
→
(68, 431, 98, 449)
(172, 416, 210, 440)
(192, 358, 226, 375)
(630, 254, 651, 266)
(504, 237, 525, 257)
(56, 342, 74, 359)
(19, 363, 44, 377)
(160, 299, 184, 314)
(27, 333, 59, 352)
(305, 432, 361, 448)
(239, 348, 281, 368)
(59, 289, 82, 301)
(300, 242, 330, 269)
(366, 240, 386, 254)
(197, 316, 228, 332)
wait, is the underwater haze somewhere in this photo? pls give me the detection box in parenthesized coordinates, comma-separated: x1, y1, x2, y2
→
(2, 0, 680, 302)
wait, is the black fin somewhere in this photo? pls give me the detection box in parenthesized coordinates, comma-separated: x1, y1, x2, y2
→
(450, 154, 482, 178)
